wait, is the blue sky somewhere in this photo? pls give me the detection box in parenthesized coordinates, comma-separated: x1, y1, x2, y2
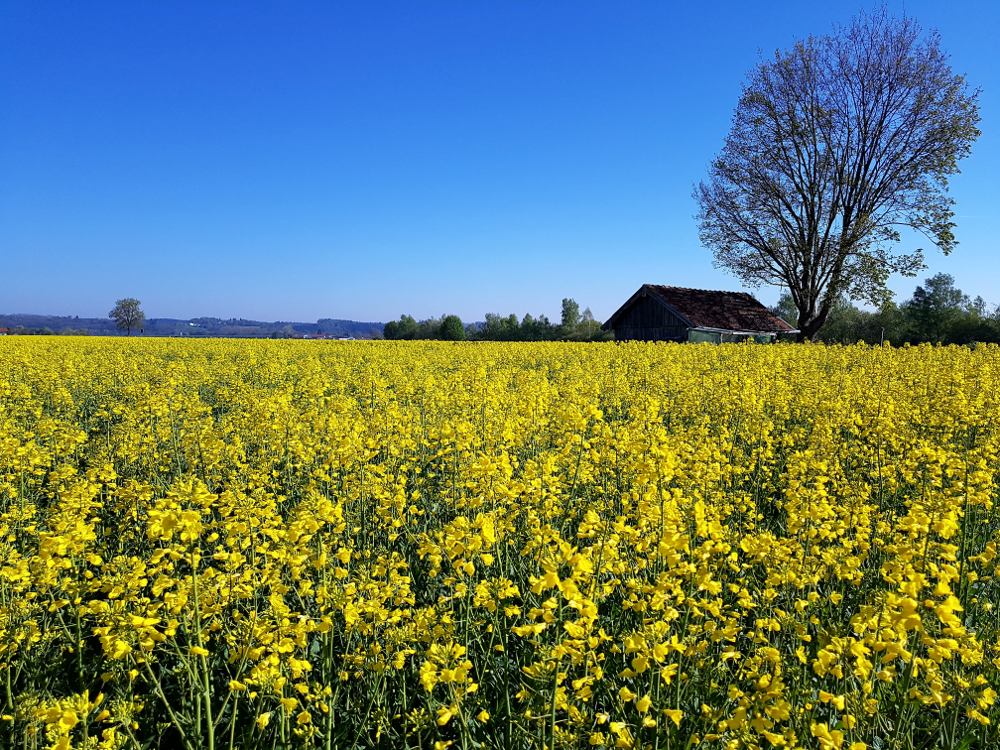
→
(2, 0, 997, 324)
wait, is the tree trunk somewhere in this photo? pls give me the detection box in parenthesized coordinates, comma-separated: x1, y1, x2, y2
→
(797, 312, 829, 342)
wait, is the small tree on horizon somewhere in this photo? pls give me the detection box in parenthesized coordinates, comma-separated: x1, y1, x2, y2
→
(579, 307, 599, 340)
(109, 298, 146, 336)
(560, 298, 580, 339)
(439, 314, 466, 341)
(905, 272, 971, 343)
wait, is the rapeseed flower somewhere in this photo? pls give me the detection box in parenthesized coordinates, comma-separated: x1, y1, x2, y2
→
(0, 338, 998, 748)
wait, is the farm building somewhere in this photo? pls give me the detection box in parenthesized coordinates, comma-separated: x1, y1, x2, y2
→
(602, 284, 796, 343)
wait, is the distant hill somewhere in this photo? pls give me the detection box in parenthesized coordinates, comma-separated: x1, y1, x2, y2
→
(0, 314, 384, 338)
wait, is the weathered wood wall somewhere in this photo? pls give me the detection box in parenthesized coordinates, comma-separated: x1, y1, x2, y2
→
(609, 295, 689, 342)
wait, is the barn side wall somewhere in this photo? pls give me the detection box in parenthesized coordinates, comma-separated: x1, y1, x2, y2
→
(610, 296, 688, 342)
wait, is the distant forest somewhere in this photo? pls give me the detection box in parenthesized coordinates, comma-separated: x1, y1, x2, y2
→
(0, 314, 384, 338)
(383, 298, 612, 342)
(772, 273, 1000, 346)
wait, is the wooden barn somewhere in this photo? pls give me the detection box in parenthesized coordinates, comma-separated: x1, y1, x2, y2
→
(601, 284, 796, 343)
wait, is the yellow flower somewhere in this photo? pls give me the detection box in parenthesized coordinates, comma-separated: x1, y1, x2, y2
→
(6, 336, 1000, 748)
(966, 708, 990, 726)
(663, 709, 682, 727)
(58, 710, 79, 731)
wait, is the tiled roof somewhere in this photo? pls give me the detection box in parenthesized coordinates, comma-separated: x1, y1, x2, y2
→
(646, 285, 795, 332)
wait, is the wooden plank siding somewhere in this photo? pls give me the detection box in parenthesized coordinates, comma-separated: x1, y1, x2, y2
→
(609, 294, 688, 342)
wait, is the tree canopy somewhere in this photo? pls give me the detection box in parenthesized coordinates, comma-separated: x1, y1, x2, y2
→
(560, 298, 580, 332)
(109, 298, 145, 336)
(771, 273, 999, 345)
(439, 314, 466, 341)
(696, 9, 980, 341)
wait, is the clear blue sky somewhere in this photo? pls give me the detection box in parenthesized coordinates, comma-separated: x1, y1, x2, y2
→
(2, 0, 997, 324)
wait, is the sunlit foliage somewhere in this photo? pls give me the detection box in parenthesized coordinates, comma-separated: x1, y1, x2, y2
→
(1, 338, 999, 749)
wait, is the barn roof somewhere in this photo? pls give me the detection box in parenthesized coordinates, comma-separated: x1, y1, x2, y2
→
(603, 284, 795, 333)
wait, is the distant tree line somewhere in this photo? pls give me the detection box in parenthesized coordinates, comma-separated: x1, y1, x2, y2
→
(0, 312, 386, 339)
(2, 326, 91, 336)
(771, 274, 1000, 345)
(382, 298, 612, 342)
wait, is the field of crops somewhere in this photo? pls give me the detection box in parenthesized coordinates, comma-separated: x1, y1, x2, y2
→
(1, 338, 999, 750)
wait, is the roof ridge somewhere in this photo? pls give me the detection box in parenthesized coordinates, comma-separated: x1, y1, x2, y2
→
(647, 284, 753, 295)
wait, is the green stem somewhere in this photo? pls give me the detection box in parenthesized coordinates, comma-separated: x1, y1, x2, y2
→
(139, 657, 195, 750)
(191, 551, 214, 750)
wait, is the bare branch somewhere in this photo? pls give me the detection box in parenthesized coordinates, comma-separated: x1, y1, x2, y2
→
(694, 8, 980, 340)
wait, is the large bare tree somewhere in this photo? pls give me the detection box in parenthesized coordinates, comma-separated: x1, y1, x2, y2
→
(695, 9, 980, 341)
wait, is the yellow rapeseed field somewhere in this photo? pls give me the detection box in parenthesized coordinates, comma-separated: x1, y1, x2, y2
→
(1, 338, 999, 750)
